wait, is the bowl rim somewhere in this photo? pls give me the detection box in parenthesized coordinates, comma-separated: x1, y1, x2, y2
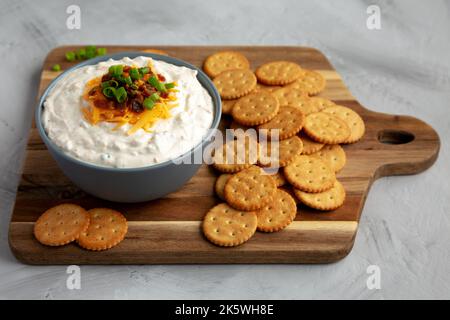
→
(35, 51, 222, 172)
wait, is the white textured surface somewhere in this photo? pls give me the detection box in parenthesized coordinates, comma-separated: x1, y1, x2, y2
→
(0, 0, 449, 299)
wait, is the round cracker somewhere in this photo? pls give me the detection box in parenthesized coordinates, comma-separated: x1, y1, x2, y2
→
(272, 171, 287, 187)
(229, 121, 253, 139)
(284, 155, 336, 193)
(212, 138, 259, 173)
(215, 173, 233, 200)
(254, 83, 281, 93)
(294, 97, 322, 115)
(213, 69, 257, 100)
(224, 167, 277, 211)
(294, 180, 346, 211)
(77, 208, 128, 251)
(202, 203, 257, 247)
(34, 204, 90, 246)
(311, 144, 347, 173)
(298, 131, 324, 155)
(289, 96, 336, 115)
(275, 94, 328, 115)
(303, 112, 351, 144)
(255, 61, 303, 85)
(309, 97, 336, 110)
(222, 99, 237, 114)
(279, 186, 300, 204)
(203, 51, 250, 78)
(258, 106, 305, 140)
(259, 136, 304, 167)
(229, 120, 253, 131)
(232, 91, 279, 126)
(322, 105, 365, 143)
(272, 87, 308, 108)
(256, 189, 297, 232)
(286, 70, 326, 95)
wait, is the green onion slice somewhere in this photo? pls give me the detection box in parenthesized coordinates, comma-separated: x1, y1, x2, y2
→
(76, 48, 86, 60)
(123, 76, 133, 86)
(102, 87, 116, 99)
(139, 67, 150, 75)
(108, 65, 116, 74)
(51, 64, 61, 72)
(115, 75, 132, 86)
(148, 76, 166, 92)
(96, 48, 107, 56)
(143, 98, 155, 110)
(130, 68, 141, 80)
(149, 92, 160, 102)
(85, 45, 97, 59)
(108, 65, 123, 77)
(114, 87, 127, 103)
(65, 51, 76, 62)
(101, 80, 118, 89)
(165, 82, 175, 90)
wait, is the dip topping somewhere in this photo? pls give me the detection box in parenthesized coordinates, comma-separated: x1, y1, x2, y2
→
(82, 62, 178, 134)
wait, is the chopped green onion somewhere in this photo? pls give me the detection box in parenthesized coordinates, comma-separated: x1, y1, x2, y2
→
(116, 75, 132, 86)
(148, 76, 166, 92)
(101, 80, 118, 89)
(76, 48, 86, 60)
(165, 82, 175, 90)
(130, 68, 141, 80)
(114, 65, 123, 77)
(115, 75, 124, 83)
(65, 46, 106, 62)
(97, 47, 107, 56)
(130, 83, 139, 90)
(65, 51, 76, 62)
(143, 93, 160, 110)
(114, 87, 127, 103)
(149, 92, 160, 102)
(108, 65, 123, 77)
(150, 92, 160, 101)
(143, 98, 155, 110)
(51, 64, 61, 71)
(139, 67, 150, 75)
(102, 87, 116, 99)
(85, 45, 97, 59)
(148, 76, 158, 86)
(123, 76, 132, 86)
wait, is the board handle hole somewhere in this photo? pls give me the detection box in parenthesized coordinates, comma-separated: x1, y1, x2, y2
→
(378, 130, 415, 145)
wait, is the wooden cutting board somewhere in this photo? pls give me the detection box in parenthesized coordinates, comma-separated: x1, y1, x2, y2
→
(8, 46, 440, 264)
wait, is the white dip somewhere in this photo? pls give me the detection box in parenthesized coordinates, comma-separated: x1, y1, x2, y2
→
(42, 56, 214, 168)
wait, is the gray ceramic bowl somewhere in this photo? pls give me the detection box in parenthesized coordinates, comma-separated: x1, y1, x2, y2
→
(36, 52, 221, 203)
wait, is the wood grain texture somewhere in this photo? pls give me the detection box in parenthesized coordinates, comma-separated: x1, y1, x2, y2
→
(8, 46, 440, 264)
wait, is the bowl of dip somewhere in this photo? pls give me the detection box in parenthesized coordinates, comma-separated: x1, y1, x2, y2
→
(36, 52, 221, 202)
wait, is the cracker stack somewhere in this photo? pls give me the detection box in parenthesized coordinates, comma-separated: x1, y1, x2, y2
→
(203, 51, 365, 247)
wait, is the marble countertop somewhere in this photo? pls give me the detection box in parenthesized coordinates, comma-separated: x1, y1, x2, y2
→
(0, 0, 449, 299)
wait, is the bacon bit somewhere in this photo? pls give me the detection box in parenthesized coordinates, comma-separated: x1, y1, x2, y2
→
(101, 74, 112, 82)
(160, 91, 169, 99)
